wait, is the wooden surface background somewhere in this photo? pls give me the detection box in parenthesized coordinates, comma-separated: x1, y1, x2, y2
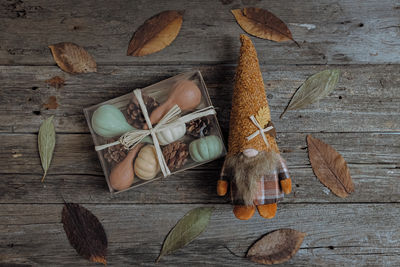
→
(1, 0, 399, 266)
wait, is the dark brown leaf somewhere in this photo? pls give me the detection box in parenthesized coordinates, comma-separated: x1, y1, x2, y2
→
(231, 8, 297, 45)
(247, 229, 306, 265)
(49, 42, 97, 74)
(45, 76, 65, 89)
(62, 202, 107, 265)
(127, 10, 183, 56)
(307, 135, 355, 198)
(43, 96, 59, 110)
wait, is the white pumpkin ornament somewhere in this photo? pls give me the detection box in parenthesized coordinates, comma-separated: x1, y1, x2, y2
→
(156, 122, 186, 145)
(134, 145, 160, 180)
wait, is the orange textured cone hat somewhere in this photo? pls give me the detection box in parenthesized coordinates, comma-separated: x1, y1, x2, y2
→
(227, 35, 279, 156)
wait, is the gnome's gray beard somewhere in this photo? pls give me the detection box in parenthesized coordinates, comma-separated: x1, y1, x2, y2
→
(224, 151, 280, 206)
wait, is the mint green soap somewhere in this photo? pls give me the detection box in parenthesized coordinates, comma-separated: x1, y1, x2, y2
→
(189, 135, 223, 162)
(91, 105, 135, 138)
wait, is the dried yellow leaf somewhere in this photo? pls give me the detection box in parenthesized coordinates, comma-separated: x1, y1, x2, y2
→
(255, 106, 270, 128)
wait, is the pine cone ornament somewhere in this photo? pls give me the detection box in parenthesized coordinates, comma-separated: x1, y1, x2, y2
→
(126, 94, 159, 128)
(186, 116, 212, 138)
(103, 142, 127, 166)
(162, 141, 189, 171)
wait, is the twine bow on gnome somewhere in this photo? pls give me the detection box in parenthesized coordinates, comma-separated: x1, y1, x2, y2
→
(95, 89, 216, 177)
(246, 115, 273, 149)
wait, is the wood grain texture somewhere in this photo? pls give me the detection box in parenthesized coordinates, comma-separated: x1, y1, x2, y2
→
(1, 0, 400, 265)
(1, 204, 400, 266)
(0, 64, 399, 133)
(1, 132, 398, 204)
(0, 0, 399, 65)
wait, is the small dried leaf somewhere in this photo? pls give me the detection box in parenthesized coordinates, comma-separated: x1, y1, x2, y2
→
(62, 202, 107, 265)
(247, 229, 306, 265)
(127, 10, 183, 56)
(49, 42, 97, 74)
(45, 76, 65, 89)
(43, 96, 59, 110)
(38, 116, 55, 182)
(307, 135, 354, 198)
(281, 69, 340, 118)
(231, 8, 297, 44)
(156, 207, 213, 262)
(255, 106, 270, 128)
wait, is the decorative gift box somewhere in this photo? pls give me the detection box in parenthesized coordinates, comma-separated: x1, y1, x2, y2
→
(84, 71, 227, 194)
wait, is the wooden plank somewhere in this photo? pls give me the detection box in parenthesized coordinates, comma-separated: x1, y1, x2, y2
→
(1, 132, 398, 204)
(1, 64, 399, 133)
(1, 0, 399, 65)
(1, 203, 400, 266)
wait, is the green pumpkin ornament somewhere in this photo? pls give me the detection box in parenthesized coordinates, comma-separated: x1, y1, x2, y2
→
(91, 105, 135, 138)
(189, 135, 223, 162)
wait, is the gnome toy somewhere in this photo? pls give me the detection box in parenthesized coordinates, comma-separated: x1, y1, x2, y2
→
(217, 35, 292, 220)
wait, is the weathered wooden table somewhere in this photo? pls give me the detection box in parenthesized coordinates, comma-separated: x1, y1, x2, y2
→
(1, 0, 399, 266)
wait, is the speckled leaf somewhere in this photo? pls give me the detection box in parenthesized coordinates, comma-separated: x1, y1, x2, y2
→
(49, 42, 97, 74)
(156, 207, 213, 262)
(307, 135, 354, 198)
(281, 69, 340, 117)
(231, 8, 297, 44)
(247, 229, 306, 265)
(38, 116, 55, 182)
(127, 10, 183, 57)
(62, 202, 108, 265)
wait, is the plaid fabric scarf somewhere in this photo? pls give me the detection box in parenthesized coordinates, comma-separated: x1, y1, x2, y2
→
(229, 155, 290, 205)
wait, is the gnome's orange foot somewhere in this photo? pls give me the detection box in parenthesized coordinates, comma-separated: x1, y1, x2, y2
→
(257, 203, 277, 219)
(233, 205, 255, 220)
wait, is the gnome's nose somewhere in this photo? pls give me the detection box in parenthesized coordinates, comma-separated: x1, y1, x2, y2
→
(243, 148, 259, 158)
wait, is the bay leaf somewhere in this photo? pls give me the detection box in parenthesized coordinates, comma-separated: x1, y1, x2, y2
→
(231, 8, 297, 44)
(307, 135, 354, 198)
(127, 10, 183, 57)
(38, 116, 55, 182)
(49, 42, 97, 74)
(247, 229, 306, 265)
(156, 207, 213, 262)
(62, 202, 108, 265)
(280, 69, 340, 118)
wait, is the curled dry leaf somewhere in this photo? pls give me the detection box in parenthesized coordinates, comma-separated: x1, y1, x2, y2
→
(280, 69, 340, 118)
(43, 96, 59, 110)
(156, 207, 213, 262)
(247, 229, 306, 265)
(231, 8, 297, 45)
(38, 116, 55, 182)
(307, 135, 354, 198)
(49, 42, 97, 74)
(62, 202, 108, 265)
(127, 10, 184, 57)
(45, 76, 65, 89)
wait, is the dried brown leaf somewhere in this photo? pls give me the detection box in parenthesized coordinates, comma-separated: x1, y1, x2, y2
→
(43, 96, 59, 110)
(247, 229, 306, 265)
(45, 76, 65, 89)
(231, 8, 297, 45)
(49, 42, 97, 74)
(127, 10, 183, 57)
(62, 202, 107, 265)
(307, 135, 354, 198)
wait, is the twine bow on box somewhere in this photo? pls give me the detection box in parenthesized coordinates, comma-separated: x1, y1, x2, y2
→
(95, 89, 216, 177)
